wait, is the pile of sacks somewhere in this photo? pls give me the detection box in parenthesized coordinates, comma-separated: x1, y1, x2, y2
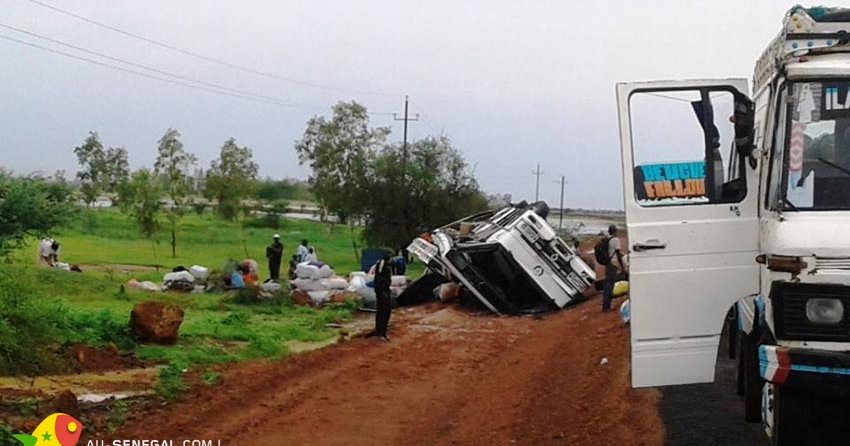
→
(290, 262, 409, 308)
(347, 272, 409, 309)
(290, 261, 357, 307)
(127, 265, 209, 293)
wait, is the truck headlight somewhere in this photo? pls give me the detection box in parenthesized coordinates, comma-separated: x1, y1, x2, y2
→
(805, 298, 844, 324)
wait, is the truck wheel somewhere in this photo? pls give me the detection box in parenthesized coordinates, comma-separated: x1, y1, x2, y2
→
(727, 309, 738, 360)
(770, 387, 808, 446)
(736, 333, 744, 396)
(743, 335, 763, 423)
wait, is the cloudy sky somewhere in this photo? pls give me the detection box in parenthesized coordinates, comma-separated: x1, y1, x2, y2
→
(0, 0, 800, 208)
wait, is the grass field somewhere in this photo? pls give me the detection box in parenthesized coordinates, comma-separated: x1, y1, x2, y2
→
(2, 209, 423, 379)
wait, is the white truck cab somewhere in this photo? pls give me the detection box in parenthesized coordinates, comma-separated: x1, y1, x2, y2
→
(616, 6, 850, 445)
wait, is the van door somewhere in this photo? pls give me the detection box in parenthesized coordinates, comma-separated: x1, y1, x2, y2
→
(616, 79, 760, 387)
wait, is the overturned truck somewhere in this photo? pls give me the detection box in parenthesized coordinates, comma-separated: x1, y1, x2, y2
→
(407, 201, 596, 314)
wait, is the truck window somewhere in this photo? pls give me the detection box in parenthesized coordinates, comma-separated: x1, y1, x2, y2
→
(629, 89, 747, 207)
(778, 81, 850, 210)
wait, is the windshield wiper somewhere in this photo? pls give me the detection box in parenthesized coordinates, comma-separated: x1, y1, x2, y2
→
(818, 157, 850, 177)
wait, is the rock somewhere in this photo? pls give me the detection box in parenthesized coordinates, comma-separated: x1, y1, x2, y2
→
(42, 389, 80, 419)
(291, 289, 312, 306)
(130, 301, 184, 344)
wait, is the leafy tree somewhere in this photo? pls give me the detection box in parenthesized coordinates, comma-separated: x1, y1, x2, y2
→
(126, 169, 163, 269)
(154, 129, 197, 257)
(363, 136, 488, 248)
(73, 132, 130, 206)
(295, 101, 390, 258)
(0, 171, 73, 258)
(205, 138, 259, 220)
(104, 146, 130, 197)
(74, 132, 107, 206)
(205, 139, 259, 257)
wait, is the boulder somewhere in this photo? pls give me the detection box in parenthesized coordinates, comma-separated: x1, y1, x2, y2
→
(130, 301, 184, 344)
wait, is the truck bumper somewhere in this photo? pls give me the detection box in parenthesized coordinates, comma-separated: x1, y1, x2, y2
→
(759, 345, 850, 398)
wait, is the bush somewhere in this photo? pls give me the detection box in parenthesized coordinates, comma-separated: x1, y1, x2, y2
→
(61, 308, 136, 351)
(0, 270, 65, 375)
(155, 361, 187, 401)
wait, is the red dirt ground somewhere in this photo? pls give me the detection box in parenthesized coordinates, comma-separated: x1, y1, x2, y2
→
(110, 296, 663, 446)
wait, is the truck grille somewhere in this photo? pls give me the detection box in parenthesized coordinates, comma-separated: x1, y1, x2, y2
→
(773, 282, 850, 342)
(814, 256, 850, 272)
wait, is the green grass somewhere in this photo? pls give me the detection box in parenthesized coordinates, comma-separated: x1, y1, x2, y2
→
(52, 210, 369, 278)
(1, 209, 425, 378)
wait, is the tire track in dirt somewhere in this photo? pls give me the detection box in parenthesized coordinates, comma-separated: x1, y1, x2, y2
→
(112, 298, 663, 446)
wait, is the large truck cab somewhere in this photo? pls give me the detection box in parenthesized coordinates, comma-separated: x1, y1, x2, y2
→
(616, 6, 850, 445)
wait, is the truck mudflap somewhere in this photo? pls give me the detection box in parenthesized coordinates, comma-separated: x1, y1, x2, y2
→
(759, 345, 850, 397)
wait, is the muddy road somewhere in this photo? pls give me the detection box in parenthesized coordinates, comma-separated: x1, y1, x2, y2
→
(112, 299, 663, 446)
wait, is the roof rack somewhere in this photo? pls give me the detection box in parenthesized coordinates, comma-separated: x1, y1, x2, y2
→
(753, 6, 850, 93)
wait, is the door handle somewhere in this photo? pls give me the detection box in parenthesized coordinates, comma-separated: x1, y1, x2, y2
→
(633, 241, 667, 252)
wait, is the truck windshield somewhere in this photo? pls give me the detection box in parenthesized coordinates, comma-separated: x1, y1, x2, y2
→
(783, 81, 850, 210)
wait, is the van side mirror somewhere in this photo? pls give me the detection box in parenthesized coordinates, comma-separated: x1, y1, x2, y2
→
(732, 93, 756, 168)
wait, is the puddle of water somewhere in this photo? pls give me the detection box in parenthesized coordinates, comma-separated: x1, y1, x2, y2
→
(78, 391, 149, 404)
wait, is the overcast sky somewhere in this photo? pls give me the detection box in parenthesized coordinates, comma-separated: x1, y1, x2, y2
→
(0, 0, 800, 209)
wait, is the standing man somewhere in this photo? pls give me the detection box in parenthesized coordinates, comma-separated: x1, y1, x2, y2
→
(265, 234, 284, 282)
(370, 252, 393, 341)
(594, 224, 626, 312)
(296, 239, 309, 263)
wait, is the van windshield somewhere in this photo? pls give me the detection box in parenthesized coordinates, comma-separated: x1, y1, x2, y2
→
(783, 81, 850, 210)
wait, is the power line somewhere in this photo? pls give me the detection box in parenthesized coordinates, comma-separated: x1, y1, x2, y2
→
(0, 33, 318, 107)
(21, 0, 403, 98)
(0, 21, 323, 109)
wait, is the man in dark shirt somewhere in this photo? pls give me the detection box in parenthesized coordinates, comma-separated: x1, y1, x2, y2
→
(371, 253, 393, 341)
(265, 234, 284, 282)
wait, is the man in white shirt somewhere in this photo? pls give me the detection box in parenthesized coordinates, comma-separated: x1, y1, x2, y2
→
(296, 239, 309, 262)
(38, 238, 59, 266)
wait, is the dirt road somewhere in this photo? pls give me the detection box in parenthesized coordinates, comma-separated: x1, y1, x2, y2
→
(112, 300, 663, 446)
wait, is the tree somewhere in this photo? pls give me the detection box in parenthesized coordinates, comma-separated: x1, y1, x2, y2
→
(154, 129, 197, 257)
(126, 169, 163, 269)
(73, 132, 130, 206)
(205, 138, 259, 221)
(295, 101, 390, 259)
(104, 146, 130, 197)
(74, 132, 107, 206)
(363, 136, 488, 249)
(205, 138, 259, 257)
(0, 171, 74, 258)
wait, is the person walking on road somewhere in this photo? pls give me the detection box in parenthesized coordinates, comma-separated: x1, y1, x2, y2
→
(265, 234, 284, 282)
(594, 224, 626, 312)
(370, 252, 393, 341)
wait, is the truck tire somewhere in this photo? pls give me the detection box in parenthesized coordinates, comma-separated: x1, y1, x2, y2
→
(770, 387, 808, 446)
(727, 309, 738, 360)
(736, 333, 745, 396)
(743, 334, 763, 423)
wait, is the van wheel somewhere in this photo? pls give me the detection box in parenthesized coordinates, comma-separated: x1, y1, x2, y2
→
(770, 387, 808, 446)
(743, 335, 762, 423)
(736, 334, 744, 396)
(727, 309, 738, 360)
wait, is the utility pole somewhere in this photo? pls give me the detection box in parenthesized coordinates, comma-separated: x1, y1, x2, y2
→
(393, 95, 420, 182)
(393, 95, 419, 239)
(558, 175, 567, 231)
(532, 164, 544, 202)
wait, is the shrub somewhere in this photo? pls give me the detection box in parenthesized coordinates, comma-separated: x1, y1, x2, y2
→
(0, 270, 64, 375)
(155, 361, 187, 401)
